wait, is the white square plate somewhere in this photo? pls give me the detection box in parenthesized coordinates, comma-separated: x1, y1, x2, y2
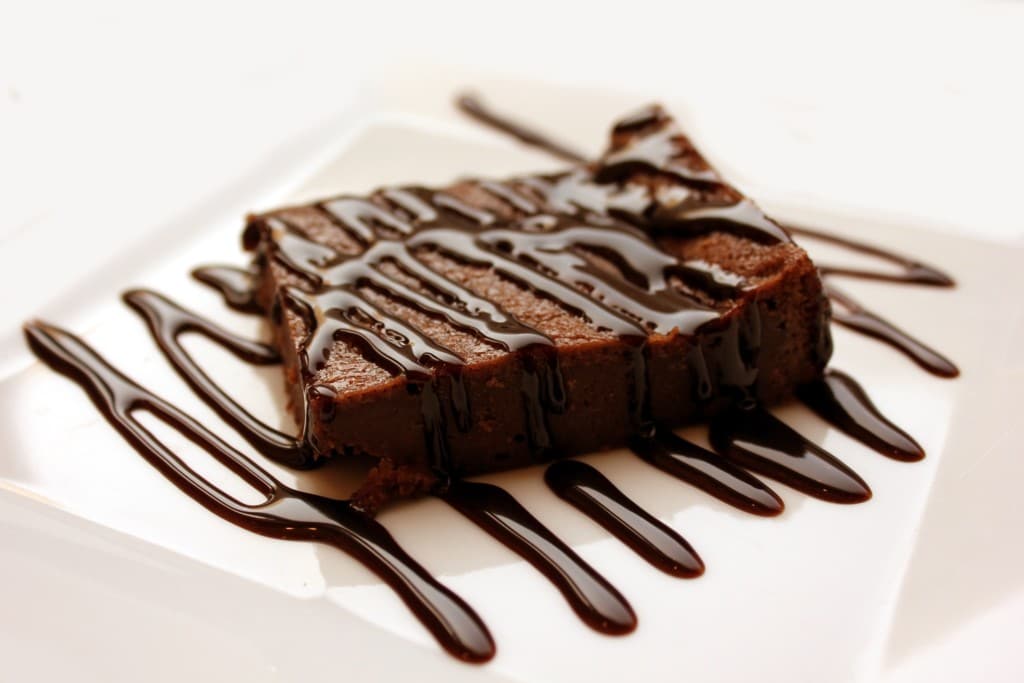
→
(2, 74, 1023, 683)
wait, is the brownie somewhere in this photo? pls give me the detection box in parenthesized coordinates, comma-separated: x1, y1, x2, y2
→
(242, 105, 832, 511)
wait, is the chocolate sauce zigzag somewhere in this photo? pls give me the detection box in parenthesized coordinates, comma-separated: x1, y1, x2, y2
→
(192, 265, 264, 313)
(122, 289, 316, 469)
(798, 369, 925, 462)
(120, 279, 686, 633)
(18, 93, 959, 665)
(545, 459, 704, 577)
(783, 224, 955, 287)
(441, 480, 637, 634)
(826, 285, 959, 378)
(135, 276, 890, 517)
(22, 321, 495, 663)
(21, 289, 914, 660)
(456, 93, 589, 164)
(709, 408, 872, 504)
(630, 429, 786, 516)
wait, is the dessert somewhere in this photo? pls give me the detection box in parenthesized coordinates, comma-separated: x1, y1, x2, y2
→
(242, 106, 832, 509)
(22, 92, 957, 663)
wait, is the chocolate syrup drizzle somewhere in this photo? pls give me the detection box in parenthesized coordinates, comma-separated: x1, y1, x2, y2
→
(122, 289, 316, 468)
(456, 93, 960, 379)
(630, 430, 785, 516)
(20, 94, 962, 663)
(442, 480, 637, 634)
(783, 224, 955, 287)
(784, 224, 959, 378)
(191, 265, 263, 313)
(186, 271, 870, 513)
(827, 285, 960, 378)
(22, 321, 494, 663)
(708, 408, 872, 504)
(456, 93, 589, 164)
(249, 106, 796, 474)
(545, 459, 704, 577)
(797, 369, 925, 462)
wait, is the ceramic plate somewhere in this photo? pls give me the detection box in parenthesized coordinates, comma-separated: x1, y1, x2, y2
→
(2, 74, 1022, 683)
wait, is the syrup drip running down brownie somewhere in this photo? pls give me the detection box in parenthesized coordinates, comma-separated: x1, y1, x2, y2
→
(243, 106, 832, 510)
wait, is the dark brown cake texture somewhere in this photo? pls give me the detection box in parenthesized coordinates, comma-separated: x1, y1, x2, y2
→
(242, 105, 832, 511)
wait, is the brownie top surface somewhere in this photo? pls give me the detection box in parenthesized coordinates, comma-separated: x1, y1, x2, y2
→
(244, 105, 808, 394)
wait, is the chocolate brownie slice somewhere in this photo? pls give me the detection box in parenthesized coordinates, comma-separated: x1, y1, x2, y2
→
(242, 105, 831, 511)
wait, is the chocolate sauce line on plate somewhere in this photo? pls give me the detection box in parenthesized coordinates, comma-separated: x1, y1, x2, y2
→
(784, 224, 955, 287)
(456, 93, 589, 164)
(30, 251, 917, 661)
(826, 285, 960, 378)
(191, 265, 264, 313)
(23, 305, 892, 649)
(797, 369, 925, 462)
(66, 282, 646, 637)
(708, 408, 872, 504)
(630, 429, 786, 516)
(122, 289, 317, 469)
(545, 460, 704, 578)
(441, 480, 637, 635)
(22, 321, 495, 663)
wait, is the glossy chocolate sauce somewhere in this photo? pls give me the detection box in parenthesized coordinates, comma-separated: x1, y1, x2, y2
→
(783, 224, 955, 287)
(249, 160, 784, 471)
(630, 429, 785, 516)
(826, 285, 959, 378)
(192, 265, 263, 313)
(22, 321, 494, 663)
(456, 93, 589, 164)
(442, 480, 636, 634)
(797, 370, 925, 462)
(125, 277, 670, 635)
(122, 289, 317, 469)
(709, 408, 872, 503)
(545, 459, 704, 577)
(785, 225, 959, 377)
(252, 92, 821, 477)
(20, 94, 960, 664)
